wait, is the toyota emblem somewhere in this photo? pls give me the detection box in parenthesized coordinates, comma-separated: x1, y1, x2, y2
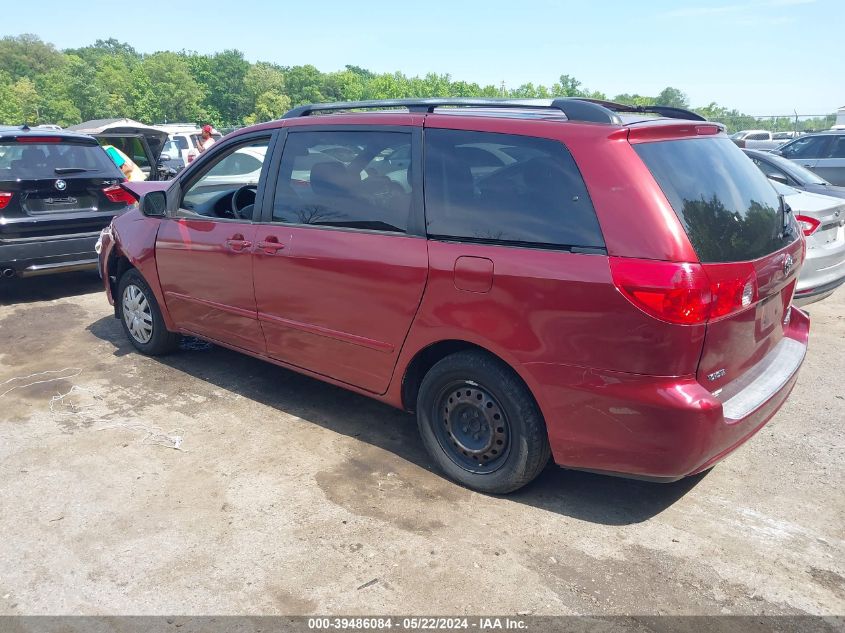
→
(54, 179, 67, 191)
(783, 254, 794, 275)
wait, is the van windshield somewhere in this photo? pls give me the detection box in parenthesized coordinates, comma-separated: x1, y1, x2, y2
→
(635, 137, 799, 262)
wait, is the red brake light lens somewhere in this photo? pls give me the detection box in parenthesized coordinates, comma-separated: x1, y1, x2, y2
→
(102, 184, 137, 205)
(610, 258, 759, 325)
(15, 136, 62, 143)
(609, 258, 712, 325)
(702, 262, 758, 320)
(0, 192, 11, 210)
(795, 215, 820, 236)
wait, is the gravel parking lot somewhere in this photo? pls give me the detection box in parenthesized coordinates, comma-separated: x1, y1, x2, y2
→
(0, 273, 843, 616)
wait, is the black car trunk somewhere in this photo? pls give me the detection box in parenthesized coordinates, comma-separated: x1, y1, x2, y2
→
(0, 137, 127, 240)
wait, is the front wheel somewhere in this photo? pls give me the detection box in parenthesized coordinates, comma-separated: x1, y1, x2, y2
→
(416, 350, 551, 494)
(117, 269, 179, 356)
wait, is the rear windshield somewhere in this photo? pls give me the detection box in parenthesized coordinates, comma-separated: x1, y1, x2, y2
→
(0, 141, 121, 180)
(635, 137, 799, 262)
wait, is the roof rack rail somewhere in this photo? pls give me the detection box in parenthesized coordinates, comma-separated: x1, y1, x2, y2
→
(573, 98, 707, 122)
(281, 98, 624, 124)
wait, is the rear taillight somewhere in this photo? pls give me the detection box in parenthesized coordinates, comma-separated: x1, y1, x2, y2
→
(702, 262, 758, 320)
(795, 215, 820, 236)
(102, 184, 137, 205)
(0, 192, 11, 210)
(610, 258, 759, 325)
(610, 258, 712, 325)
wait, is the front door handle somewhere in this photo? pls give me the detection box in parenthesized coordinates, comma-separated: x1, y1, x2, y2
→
(225, 234, 253, 252)
(255, 236, 286, 255)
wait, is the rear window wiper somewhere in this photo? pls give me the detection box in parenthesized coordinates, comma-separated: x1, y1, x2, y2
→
(54, 167, 92, 174)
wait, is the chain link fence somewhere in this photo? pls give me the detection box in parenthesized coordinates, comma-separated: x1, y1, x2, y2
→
(709, 113, 838, 134)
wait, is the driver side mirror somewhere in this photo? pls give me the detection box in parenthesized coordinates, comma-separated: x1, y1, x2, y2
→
(141, 190, 167, 217)
(768, 172, 789, 185)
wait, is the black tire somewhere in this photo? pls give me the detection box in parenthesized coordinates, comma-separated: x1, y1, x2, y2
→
(117, 268, 179, 356)
(417, 350, 551, 494)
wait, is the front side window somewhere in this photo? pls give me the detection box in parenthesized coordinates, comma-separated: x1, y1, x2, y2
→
(780, 135, 831, 159)
(181, 137, 270, 219)
(273, 130, 413, 233)
(423, 129, 604, 249)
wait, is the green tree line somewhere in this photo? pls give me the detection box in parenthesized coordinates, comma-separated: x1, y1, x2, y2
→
(0, 34, 835, 133)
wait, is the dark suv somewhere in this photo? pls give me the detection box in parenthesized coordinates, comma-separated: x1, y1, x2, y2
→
(0, 127, 136, 278)
(99, 98, 808, 493)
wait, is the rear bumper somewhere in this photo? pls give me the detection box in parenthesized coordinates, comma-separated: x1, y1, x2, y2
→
(0, 233, 100, 277)
(529, 307, 810, 480)
(795, 238, 845, 305)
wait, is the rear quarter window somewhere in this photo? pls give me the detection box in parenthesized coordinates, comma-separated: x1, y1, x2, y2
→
(424, 129, 604, 250)
(635, 137, 799, 262)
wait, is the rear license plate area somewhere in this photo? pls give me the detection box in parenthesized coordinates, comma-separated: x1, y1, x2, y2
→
(758, 294, 781, 334)
(25, 195, 93, 214)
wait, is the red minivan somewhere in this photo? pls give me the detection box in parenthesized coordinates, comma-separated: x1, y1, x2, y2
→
(98, 98, 809, 493)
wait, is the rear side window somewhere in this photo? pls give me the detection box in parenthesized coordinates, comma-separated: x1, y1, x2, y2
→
(635, 137, 798, 262)
(0, 140, 122, 179)
(273, 130, 413, 233)
(826, 135, 845, 158)
(423, 129, 604, 250)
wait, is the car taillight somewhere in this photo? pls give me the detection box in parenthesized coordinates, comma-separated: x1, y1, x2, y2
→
(102, 184, 137, 205)
(0, 192, 11, 210)
(701, 262, 758, 320)
(795, 215, 820, 236)
(610, 258, 759, 325)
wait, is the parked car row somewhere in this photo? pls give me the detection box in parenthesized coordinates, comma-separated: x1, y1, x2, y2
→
(730, 129, 800, 150)
(7, 97, 843, 495)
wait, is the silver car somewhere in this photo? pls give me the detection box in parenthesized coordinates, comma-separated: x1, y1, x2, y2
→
(776, 131, 845, 186)
(771, 180, 845, 305)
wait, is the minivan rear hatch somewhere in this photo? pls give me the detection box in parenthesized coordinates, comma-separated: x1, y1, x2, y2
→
(634, 136, 803, 393)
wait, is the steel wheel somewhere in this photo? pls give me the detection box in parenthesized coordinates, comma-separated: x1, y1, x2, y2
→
(122, 283, 153, 344)
(432, 381, 511, 474)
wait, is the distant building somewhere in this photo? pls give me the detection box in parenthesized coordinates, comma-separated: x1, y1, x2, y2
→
(835, 106, 845, 129)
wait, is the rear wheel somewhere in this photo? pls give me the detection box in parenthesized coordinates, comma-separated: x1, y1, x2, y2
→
(416, 350, 550, 494)
(117, 269, 178, 356)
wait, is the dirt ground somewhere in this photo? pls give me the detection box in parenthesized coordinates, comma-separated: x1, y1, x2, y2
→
(0, 273, 843, 617)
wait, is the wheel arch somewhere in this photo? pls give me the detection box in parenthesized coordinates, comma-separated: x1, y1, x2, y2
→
(399, 339, 544, 418)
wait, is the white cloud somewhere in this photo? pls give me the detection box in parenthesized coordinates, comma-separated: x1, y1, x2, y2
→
(661, 0, 815, 19)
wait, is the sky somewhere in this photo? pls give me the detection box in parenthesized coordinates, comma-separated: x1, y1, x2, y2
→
(3, 0, 841, 115)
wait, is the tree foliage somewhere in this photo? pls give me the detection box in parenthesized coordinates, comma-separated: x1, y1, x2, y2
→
(0, 34, 834, 134)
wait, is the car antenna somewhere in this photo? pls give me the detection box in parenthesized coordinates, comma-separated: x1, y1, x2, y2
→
(21, 123, 30, 131)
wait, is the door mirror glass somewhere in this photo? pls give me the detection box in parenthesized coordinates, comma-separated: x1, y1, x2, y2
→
(142, 190, 167, 217)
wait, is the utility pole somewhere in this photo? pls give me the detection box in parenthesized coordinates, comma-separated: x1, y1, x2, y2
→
(500, 81, 506, 97)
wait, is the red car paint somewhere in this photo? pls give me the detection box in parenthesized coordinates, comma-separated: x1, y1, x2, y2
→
(101, 107, 809, 481)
